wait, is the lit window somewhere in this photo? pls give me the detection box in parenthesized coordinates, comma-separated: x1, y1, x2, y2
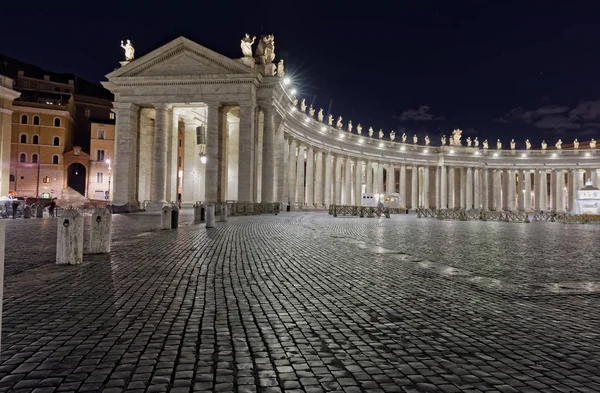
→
(85, 108, 90, 117)
(43, 176, 50, 183)
(109, 112, 115, 120)
(98, 130, 105, 140)
(97, 172, 104, 184)
(97, 150, 105, 161)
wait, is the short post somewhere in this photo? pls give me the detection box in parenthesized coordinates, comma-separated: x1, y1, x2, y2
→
(220, 204, 228, 222)
(56, 209, 83, 265)
(90, 208, 112, 254)
(206, 203, 215, 228)
(171, 204, 179, 229)
(23, 205, 31, 219)
(161, 206, 172, 230)
(35, 204, 43, 218)
(193, 203, 201, 223)
(333, 205, 337, 217)
(200, 204, 206, 222)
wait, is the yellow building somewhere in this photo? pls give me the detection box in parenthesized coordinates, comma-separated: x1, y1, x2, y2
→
(88, 120, 115, 200)
(10, 96, 75, 198)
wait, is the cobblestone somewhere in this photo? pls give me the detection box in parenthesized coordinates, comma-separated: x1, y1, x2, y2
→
(1, 211, 600, 392)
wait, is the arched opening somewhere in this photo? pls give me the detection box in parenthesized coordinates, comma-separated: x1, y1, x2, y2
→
(52, 155, 59, 164)
(19, 153, 26, 163)
(54, 118, 61, 127)
(33, 116, 40, 125)
(9, 174, 15, 182)
(53, 136, 60, 146)
(20, 114, 27, 124)
(32, 154, 38, 163)
(67, 163, 86, 195)
(20, 134, 27, 144)
(32, 135, 39, 144)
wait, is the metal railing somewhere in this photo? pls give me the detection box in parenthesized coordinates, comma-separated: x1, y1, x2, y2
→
(327, 205, 408, 218)
(415, 208, 600, 224)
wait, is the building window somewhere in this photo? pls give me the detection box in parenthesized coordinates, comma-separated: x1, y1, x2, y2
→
(38, 84, 44, 90)
(98, 130, 105, 140)
(179, 139, 182, 147)
(178, 156, 182, 167)
(20, 134, 27, 144)
(54, 118, 61, 127)
(32, 135, 39, 144)
(9, 174, 14, 182)
(52, 155, 59, 164)
(97, 150, 105, 161)
(32, 154, 38, 163)
(43, 176, 50, 183)
(53, 137, 60, 146)
(97, 172, 104, 184)
(85, 108, 91, 118)
(21, 114, 28, 124)
(19, 153, 26, 162)
(33, 116, 40, 125)
(109, 112, 115, 120)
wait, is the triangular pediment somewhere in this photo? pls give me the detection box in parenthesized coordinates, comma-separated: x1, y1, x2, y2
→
(106, 37, 259, 79)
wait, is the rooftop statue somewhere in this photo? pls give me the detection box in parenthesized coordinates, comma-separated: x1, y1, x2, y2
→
(336, 116, 343, 129)
(240, 34, 256, 58)
(474, 137, 479, 147)
(309, 105, 315, 118)
(574, 139, 579, 149)
(402, 133, 407, 143)
(300, 99, 306, 113)
(317, 109, 324, 122)
(441, 135, 447, 145)
(483, 139, 489, 149)
(425, 136, 430, 145)
(497, 139, 502, 150)
(357, 124, 362, 135)
(555, 139, 562, 149)
(541, 140, 547, 150)
(348, 120, 353, 133)
(451, 129, 462, 146)
(379, 129, 384, 139)
(121, 39, 135, 61)
(390, 131, 396, 141)
(591, 139, 597, 149)
(254, 34, 275, 65)
(328, 114, 333, 126)
(368, 127, 374, 137)
(413, 134, 418, 144)
(292, 97, 298, 106)
(510, 139, 516, 150)
(466, 137, 472, 147)
(525, 139, 531, 150)
(277, 59, 285, 77)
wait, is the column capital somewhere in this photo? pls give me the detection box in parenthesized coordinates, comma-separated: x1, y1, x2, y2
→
(152, 103, 171, 110)
(113, 102, 139, 112)
(238, 102, 255, 110)
(0, 108, 13, 116)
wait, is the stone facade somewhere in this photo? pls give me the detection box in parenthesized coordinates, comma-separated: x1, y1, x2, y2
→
(104, 36, 600, 213)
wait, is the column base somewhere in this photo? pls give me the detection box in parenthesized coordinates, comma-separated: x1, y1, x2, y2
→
(146, 201, 168, 212)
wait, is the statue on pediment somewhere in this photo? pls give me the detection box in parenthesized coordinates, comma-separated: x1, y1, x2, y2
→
(379, 129, 384, 139)
(277, 59, 285, 77)
(292, 98, 298, 106)
(336, 116, 343, 129)
(309, 105, 315, 118)
(402, 133, 407, 143)
(525, 139, 531, 150)
(241, 34, 256, 58)
(300, 99, 307, 113)
(451, 129, 462, 146)
(574, 139, 579, 149)
(368, 127, 374, 137)
(591, 139, 597, 148)
(121, 39, 135, 61)
(483, 139, 489, 149)
(357, 124, 362, 135)
(348, 120, 353, 133)
(497, 139, 502, 150)
(390, 131, 396, 141)
(441, 135, 447, 145)
(425, 136, 430, 145)
(466, 137, 472, 147)
(254, 34, 275, 64)
(318, 109, 324, 122)
(328, 114, 333, 126)
(541, 140, 547, 150)
(474, 137, 479, 147)
(555, 139, 562, 149)
(413, 134, 418, 144)
(510, 139, 515, 150)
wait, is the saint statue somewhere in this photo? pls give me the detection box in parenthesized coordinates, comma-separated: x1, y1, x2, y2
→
(309, 105, 315, 118)
(574, 139, 579, 149)
(413, 134, 418, 144)
(466, 137, 472, 147)
(254, 34, 275, 64)
(402, 133, 407, 143)
(483, 139, 489, 149)
(357, 124, 362, 135)
(555, 139, 562, 149)
(441, 135, 447, 145)
(368, 127, 374, 137)
(300, 99, 307, 113)
(292, 98, 298, 106)
(348, 120, 353, 133)
(390, 131, 396, 141)
(451, 129, 462, 146)
(591, 139, 597, 148)
(474, 137, 479, 147)
(379, 129, 384, 139)
(240, 34, 256, 58)
(121, 39, 135, 61)
(328, 114, 333, 126)
(336, 116, 343, 129)
(525, 139, 531, 150)
(318, 109, 324, 122)
(425, 136, 430, 145)
(510, 139, 516, 150)
(277, 59, 285, 77)
(541, 140, 547, 150)
(497, 139, 502, 150)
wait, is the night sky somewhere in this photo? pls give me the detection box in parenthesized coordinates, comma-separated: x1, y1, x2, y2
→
(2, 1, 599, 148)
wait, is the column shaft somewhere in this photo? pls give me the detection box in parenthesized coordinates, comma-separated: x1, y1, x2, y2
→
(306, 146, 314, 206)
(324, 152, 332, 206)
(423, 167, 430, 208)
(540, 169, 548, 211)
(334, 156, 342, 204)
(238, 104, 255, 202)
(355, 160, 363, 205)
(440, 165, 447, 209)
(344, 157, 352, 205)
(113, 103, 139, 207)
(287, 139, 297, 204)
(411, 166, 418, 208)
(466, 167, 473, 209)
(315, 150, 323, 206)
(152, 104, 169, 204)
(387, 163, 395, 194)
(295, 144, 305, 204)
(261, 107, 275, 203)
(366, 162, 373, 193)
(524, 170, 532, 211)
(400, 164, 407, 207)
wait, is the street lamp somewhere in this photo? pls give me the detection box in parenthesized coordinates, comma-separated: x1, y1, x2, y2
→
(105, 158, 112, 201)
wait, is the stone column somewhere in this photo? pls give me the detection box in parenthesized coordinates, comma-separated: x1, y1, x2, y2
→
(344, 156, 352, 205)
(422, 167, 430, 209)
(166, 109, 178, 202)
(387, 163, 395, 194)
(355, 160, 363, 206)
(372, 162, 379, 194)
(448, 167, 455, 208)
(315, 149, 323, 206)
(473, 168, 480, 210)
(182, 124, 198, 205)
(549, 169, 556, 211)
(261, 107, 275, 203)
(534, 169, 540, 211)
(540, 169, 548, 211)
(112, 103, 139, 208)
(324, 152, 332, 207)
(440, 165, 447, 209)
(295, 143, 305, 204)
(366, 161, 373, 193)
(501, 170, 509, 211)
(509, 169, 517, 211)
(592, 169, 598, 188)
(377, 163, 384, 195)
(494, 169, 502, 210)
(137, 110, 154, 204)
(399, 164, 407, 207)
(151, 103, 169, 205)
(305, 146, 314, 206)
(517, 170, 525, 211)
(482, 168, 489, 211)
(569, 169, 579, 213)
(435, 166, 441, 209)
(459, 168, 466, 209)
(203, 103, 222, 202)
(275, 126, 285, 204)
(287, 139, 297, 204)
(466, 167, 473, 210)
(238, 103, 255, 203)
(226, 114, 240, 201)
(411, 166, 418, 208)
(524, 170, 532, 211)
(556, 170, 565, 213)
(334, 155, 342, 205)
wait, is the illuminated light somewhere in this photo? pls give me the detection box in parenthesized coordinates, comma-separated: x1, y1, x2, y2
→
(493, 152, 499, 157)
(320, 126, 326, 132)
(379, 142, 384, 148)
(105, 159, 111, 165)
(283, 77, 291, 85)
(400, 146, 406, 151)
(358, 138, 364, 143)
(551, 153, 557, 158)
(521, 153, 527, 158)
(585, 152, 591, 157)
(339, 133, 345, 139)
(200, 155, 207, 164)
(290, 88, 297, 95)
(291, 106, 297, 111)
(449, 149, 455, 154)
(424, 149, 429, 154)
(304, 117, 310, 123)
(474, 151, 480, 156)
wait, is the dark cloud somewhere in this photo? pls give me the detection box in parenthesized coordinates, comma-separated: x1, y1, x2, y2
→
(494, 102, 600, 133)
(534, 115, 580, 129)
(395, 105, 444, 122)
(569, 101, 600, 121)
(495, 105, 570, 124)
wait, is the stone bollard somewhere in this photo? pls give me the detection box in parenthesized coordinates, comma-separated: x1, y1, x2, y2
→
(200, 204, 206, 222)
(56, 209, 83, 265)
(35, 204, 43, 218)
(206, 203, 215, 228)
(220, 204, 228, 222)
(193, 203, 201, 223)
(171, 204, 179, 229)
(161, 206, 172, 230)
(23, 205, 31, 219)
(90, 208, 112, 254)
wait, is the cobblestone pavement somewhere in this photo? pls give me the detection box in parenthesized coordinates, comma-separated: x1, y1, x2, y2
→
(1, 211, 600, 393)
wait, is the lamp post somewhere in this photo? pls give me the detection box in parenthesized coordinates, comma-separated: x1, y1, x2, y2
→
(105, 158, 112, 201)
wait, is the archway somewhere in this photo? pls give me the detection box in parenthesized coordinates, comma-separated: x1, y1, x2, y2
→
(67, 163, 87, 196)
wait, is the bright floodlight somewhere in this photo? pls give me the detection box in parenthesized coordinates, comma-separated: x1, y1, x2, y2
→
(339, 133, 345, 138)
(283, 77, 291, 85)
(585, 152, 591, 157)
(552, 153, 557, 158)
(379, 142, 384, 147)
(304, 117, 310, 123)
(400, 146, 406, 151)
(493, 152, 499, 157)
(290, 88, 297, 95)
(521, 153, 527, 158)
(450, 149, 455, 154)
(320, 126, 326, 131)
(200, 155, 207, 164)
(105, 159, 111, 164)
(424, 149, 429, 153)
